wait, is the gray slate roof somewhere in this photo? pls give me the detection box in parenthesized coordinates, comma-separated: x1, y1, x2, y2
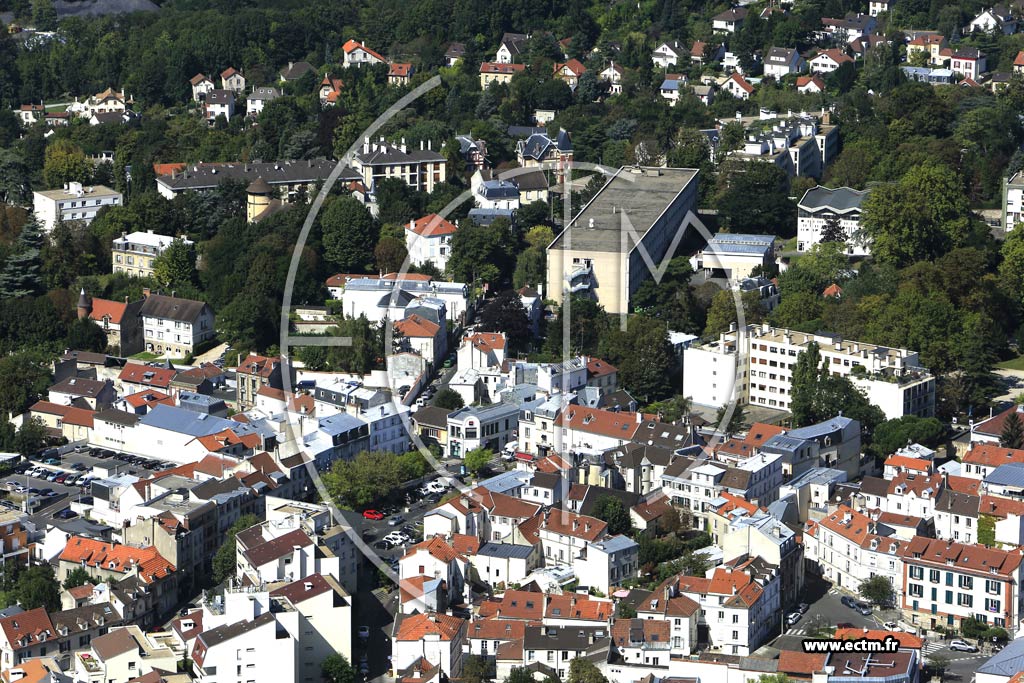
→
(798, 186, 868, 213)
(139, 294, 210, 323)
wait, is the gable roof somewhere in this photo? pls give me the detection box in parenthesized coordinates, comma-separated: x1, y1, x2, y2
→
(343, 39, 385, 62)
(395, 612, 465, 641)
(139, 294, 209, 323)
(728, 73, 754, 93)
(396, 314, 441, 338)
(88, 297, 130, 325)
(0, 608, 54, 652)
(554, 59, 587, 77)
(480, 62, 526, 75)
(58, 537, 175, 583)
(407, 213, 458, 237)
(119, 363, 176, 387)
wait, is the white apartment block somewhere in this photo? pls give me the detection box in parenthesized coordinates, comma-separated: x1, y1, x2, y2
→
(405, 214, 457, 272)
(112, 230, 194, 278)
(683, 323, 935, 419)
(139, 293, 215, 357)
(806, 506, 906, 596)
(575, 535, 639, 594)
(446, 402, 518, 459)
(796, 186, 870, 255)
(33, 182, 122, 232)
(192, 612, 296, 683)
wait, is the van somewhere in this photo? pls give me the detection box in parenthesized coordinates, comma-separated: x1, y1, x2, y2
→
(501, 441, 519, 461)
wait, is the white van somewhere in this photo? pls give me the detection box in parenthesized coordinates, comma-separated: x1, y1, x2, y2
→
(501, 441, 519, 461)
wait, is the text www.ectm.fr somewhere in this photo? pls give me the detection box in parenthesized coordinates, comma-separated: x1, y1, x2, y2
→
(802, 637, 901, 653)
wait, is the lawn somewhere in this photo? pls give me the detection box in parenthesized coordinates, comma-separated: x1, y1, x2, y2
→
(997, 355, 1024, 371)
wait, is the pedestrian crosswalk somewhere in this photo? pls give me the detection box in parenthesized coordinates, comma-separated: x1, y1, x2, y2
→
(922, 642, 945, 655)
(785, 628, 808, 636)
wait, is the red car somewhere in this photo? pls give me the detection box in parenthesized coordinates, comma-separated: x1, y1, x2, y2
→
(362, 509, 384, 520)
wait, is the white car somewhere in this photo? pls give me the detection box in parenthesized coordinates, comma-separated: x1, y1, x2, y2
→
(882, 621, 901, 632)
(427, 480, 448, 493)
(949, 640, 978, 653)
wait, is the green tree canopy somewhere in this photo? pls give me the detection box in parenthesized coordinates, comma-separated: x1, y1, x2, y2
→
(433, 388, 465, 410)
(464, 447, 493, 476)
(152, 238, 198, 290)
(859, 575, 895, 607)
(211, 514, 260, 585)
(592, 496, 632, 536)
(321, 196, 378, 272)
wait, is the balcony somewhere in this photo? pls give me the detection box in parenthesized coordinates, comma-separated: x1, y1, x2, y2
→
(566, 264, 593, 293)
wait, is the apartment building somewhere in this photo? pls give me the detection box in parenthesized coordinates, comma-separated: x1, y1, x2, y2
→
(74, 625, 176, 683)
(392, 613, 467, 679)
(156, 159, 354, 201)
(900, 536, 1024, 632)
(684, 323, 935, 419)
(235, 353, 292, 410)
(111, 231, 194, 278)
(192, 613, 295, 683)
(796, 186, 870, 255)
(446, 403, 518, 459)
(405, 214, 458, 272)
(805, 506, 906, 596)
(352, 137, 447, 194)
(1004, 170, 1024, 230)
(725, 114, 839, 179)
(33, 182, 122, 232)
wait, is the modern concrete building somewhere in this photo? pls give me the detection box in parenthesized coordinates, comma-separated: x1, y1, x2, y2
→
(691, 233, 775, 280)
(797, 186, 870, 254)
(546, 166, 699, 315)
(33, 182, 122, 232)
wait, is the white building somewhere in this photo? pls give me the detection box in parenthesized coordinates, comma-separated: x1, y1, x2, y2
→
(652, 40, 687, 67)
(246, 87, 281, 117)
(139, 293, 215, 357)
(33, 182, 122, 232)
(112, 230, 194, 278)
(575, 535, 639, 594)
(683, 324, 936, 419)
(74, 625, 176, 683)
(805, 505, 906, 596)
(763, 47, 805, 78)
(342, 39, 386, 67)
(1004, 171, 1024, 231)
(392, 613, 467, 679)
(192, 612, 296, 683)
(333, 276, 469, 325)
(203, 89, 235, 122)
(797, 186, 870, 255)
(446, 402, 518, 459)
(691, 233, 776, 280)
(405, 214, 457, 272)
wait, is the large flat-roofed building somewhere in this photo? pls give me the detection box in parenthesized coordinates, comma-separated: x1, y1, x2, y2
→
(546, 166, 699, 315)
(33, 182, 122, 232)
(684, 323, 935, 419)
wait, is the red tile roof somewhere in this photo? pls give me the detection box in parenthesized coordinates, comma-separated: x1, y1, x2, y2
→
(88, 297, 129, 325)
(729, 73, 754, 93)
(466, 332, 506, 353)
(555, 406, 640, 440)
(195, 428, 261, 452)
(554, 58, 587, 77)
(123, 390, 174, 410)
(389, 63, 413, 78)
(221, 67, 240, 79)
(395, 314, 440, 338)
(395, 613, 465, 641)
(585, 357, 617, 377)
(901, 535, 1024, 576)
(815, 48, 853, 65)
(58, 537, 175, 583)
(118, 364, 175, 388)
(822, 282, 843, 297)
(30, 401, 95, 428)
(883, 455, 933, 472)
(407, 214, 458, 237)
(964, 444, 1024, 468)
(236, 354, 280, 378)
(834, 628, 923, 649)
(480, 62, 526, 75)
(778, 650, 827, 676)
(343, 39, 385, 62)
(0, 608, 54, 652)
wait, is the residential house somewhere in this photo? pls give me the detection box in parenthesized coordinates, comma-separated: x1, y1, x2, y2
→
(392, 613, 467, 679)
(395, 314, 444, 365)
(388, 62, 414, 86)
(659, 75, 686, 105)
(77, 293, 144, 356)
(399, 534, 477, 613)
(553, 59, 586, 87)
(906, 35, 949, 66)
(318, 74, 344, 106)
(804, 505, 906, 596)
(139, 292, 215, 357)
(652, 40, 686, 67)
(16, 103, 44, 126)
(764, 47, 805, 78)
(819, 13, 877, 43)
(246, 87, 280, 117)
(445, 43, 466, 66)
(967, 6, 1017, 33)
(73, 625, 176, 683)
(869, 0, 890, 15)
(203, 90, 234, 123)
(576, 535, 639, 593)
(342, 39, 386, 67)
(495, 32, 529, 63)
(269, 573, 353, 668)
(236, 353, 291, 411)
(191, 613, 295, 683)
(598, 62, 624, 94)
(950, 46, 986, 80)
(713, 7, 749, 33)
(0, 608, 55, 669)
(189, 74, 214, 102)
(516, 129, 573, 172)
(723, 73, 754, 99)
(480, 62, 525, 87)
(48, 377, 116, 411)
(278, 61, 315, 82)
(809, 48, 854, 73)
(220, 67, 245, 94)
(691, 41, 725, 66)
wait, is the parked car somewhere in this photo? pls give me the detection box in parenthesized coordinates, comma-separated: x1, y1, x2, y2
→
(797, 603, 809, 614)
(54, 474, 68, 484)
(358, 626, 370, 640)
(362, 509, 385, 521)
(857, 604, 872, 616)
(46, 472, 60, 482)
(388, 515, 405, 526)
(786, 612, 802, 626)
(882, 621, 901, 632)
(840, 596, 857, 608)
(373, 540, 393, 551)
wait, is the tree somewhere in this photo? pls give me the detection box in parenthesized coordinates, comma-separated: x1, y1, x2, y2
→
(978, 513, 997, 546)
(592, 496, 632, 535)
(599, 316, 675, 403)
(15, 565, 60, 612)
(433, 388, 464, 410)
(448, 219, 516, 287)
(464, 447, 493, 476)
(463, 655, 495, 683)
(790, 342, 826, 427)
(0, 352, 52, 417)
(926, 655, 949, 679)
(645, 395, 691, 423)
(323, 451, 404, 508)
(322, 654, 356, 683)
(0, 216, 43, 298)
(704, 289, 765, 338)
(859, 575, 895, 607)
(716, 161, 797, 236)
(567, 657, 608, 683)
(211, 514, 260, 585)
(65, 318, 108, 353)
(31, 0, 58, 31)
(1002, 411, 1024, 449)
(869, 416, 945, 459)
(42, 140, 92, 189)
(715, 404, 747, 434)
(374, 236, 408, 274)
(477, 290, 533, 353)
(321, 196, 378, 272)
(152, 238, 198, 289)
(819, 215, 846, 244)
(861, 163, 973, 267)
(14, 418, 47, 457)
(758, 674, 793, 683)
(62, 567, 94, 589)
